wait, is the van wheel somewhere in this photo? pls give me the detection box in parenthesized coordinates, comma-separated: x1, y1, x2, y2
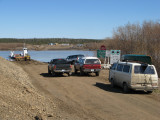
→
(111, 79, 115, 88)
(123, 83, 130, 93)
(147, 91, 153, 94)
(95, 72, 99, 76)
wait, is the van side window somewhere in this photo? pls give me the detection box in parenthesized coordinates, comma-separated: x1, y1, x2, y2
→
(123, 65, 130, 73)
(117, 64, 123, 71)
(111, 63, 117, 70)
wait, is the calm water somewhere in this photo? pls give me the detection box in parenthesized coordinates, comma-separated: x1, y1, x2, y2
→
(0, 50, 95, 62)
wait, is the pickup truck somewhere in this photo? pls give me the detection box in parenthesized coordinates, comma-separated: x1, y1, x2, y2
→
(74, 57, 101, 76)
(48, 58, 72, 76)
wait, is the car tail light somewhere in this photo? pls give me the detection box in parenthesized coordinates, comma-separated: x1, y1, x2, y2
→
(83, 65, 87, 69)
(53, 65, 56, 69)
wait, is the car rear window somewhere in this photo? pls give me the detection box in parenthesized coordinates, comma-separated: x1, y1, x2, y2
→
(52, 59, 67, 64)
(134, 65, 155, 74)
(85, 59, 100, 64)
(78, 55, 84, 57)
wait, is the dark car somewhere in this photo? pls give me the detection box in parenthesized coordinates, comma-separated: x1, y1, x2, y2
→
(48, 58, 72, 76)
(66, 54, 84, 64)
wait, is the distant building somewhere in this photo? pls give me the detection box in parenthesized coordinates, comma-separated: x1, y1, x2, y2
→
(48, 43, 55, 46)
(77, 44, 84, 47)
(61, 43, 70, 46)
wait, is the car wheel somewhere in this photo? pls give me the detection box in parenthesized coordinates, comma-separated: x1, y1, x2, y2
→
(72, 61, 75, 65)
(95, 72, 99, 76)
(48, 68, 51, 75)
(123, 83, 130, 93)
(80, 69, 84, 76)
(74, 68, 78, 74)
(68, 72, 72, 76)
(111, 79, 115, 88)
(51, 71, 56, 76)
(147, 91, 153, 94)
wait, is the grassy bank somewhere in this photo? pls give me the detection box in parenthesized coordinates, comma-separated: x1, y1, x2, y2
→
(0, 38, 101, 45)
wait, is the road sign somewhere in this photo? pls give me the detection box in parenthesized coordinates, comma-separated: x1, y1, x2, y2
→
(100, 45, 106, 50)
(105, 50, 110, 57)
(97, 50, 106, 58)
(110, 50, 121, 64)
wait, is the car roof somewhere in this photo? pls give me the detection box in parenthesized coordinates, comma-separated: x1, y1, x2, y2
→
(68, 54, 84, 56)
(115, 61, 152, 66)
(52, 58, 66, 60)
(81, 57, 99, 59)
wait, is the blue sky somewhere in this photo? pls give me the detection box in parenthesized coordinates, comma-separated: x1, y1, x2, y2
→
(0, 0, 160, 39)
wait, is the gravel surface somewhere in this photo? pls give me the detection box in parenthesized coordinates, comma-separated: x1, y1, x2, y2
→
(0, 56, 160, 120)
(0, 57, 57, 120)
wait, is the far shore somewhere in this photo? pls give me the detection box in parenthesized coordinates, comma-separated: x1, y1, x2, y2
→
(0, 43, 96, 51)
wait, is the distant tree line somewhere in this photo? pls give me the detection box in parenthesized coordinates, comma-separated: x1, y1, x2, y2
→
(0, 38, 101, 44)
(104, 20, 160, 76)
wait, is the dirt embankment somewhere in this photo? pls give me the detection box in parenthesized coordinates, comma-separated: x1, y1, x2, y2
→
(0, 57, 59, 120)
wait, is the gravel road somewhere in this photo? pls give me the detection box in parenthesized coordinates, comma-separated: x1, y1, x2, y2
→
(16, 61, 160, 120)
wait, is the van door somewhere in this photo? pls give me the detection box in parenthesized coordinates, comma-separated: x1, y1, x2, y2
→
(120, 65, 131, 87)
(109, 63, 117, 82)
(115, 64, 123, 86)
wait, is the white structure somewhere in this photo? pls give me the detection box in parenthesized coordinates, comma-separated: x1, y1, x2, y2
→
(23, 48, 28, 56)
(110, 50, 121, 64)
(10, 51, 15, 58)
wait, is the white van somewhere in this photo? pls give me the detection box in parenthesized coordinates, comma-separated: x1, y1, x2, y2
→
(109, 62, 159, 93)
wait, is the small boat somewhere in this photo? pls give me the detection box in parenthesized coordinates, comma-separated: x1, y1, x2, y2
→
(121, 54, 152, 64)
(9, 47, 31, 61)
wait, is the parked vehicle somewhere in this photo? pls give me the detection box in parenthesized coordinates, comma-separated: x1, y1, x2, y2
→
(74, 57, 101, 76)
(109, 61, 159, 93)
(48, 58, 72, 76)
(66, 54, 84, 64)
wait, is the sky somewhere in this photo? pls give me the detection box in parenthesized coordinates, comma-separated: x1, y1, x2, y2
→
(0, 0, 160, 39)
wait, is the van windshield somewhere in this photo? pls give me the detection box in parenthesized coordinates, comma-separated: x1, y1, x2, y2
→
(134, 65, 155, 74)
(85, 59, 100, 64)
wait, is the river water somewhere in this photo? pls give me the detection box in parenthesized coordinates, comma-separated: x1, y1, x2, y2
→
(0, 50, 95, 62)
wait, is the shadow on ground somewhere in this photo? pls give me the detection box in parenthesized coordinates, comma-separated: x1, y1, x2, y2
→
(40, 73, 68, 77)
(94, 82, 150, 94)
(40, 72, 98, 77)
(94, 82, 123, 93)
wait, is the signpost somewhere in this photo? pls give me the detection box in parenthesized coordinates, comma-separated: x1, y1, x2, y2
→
(110, 50, 121, 64)
(97, 46, 121, 67)
(100, 45, 106, 50)
(97, 50, 106, 58)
